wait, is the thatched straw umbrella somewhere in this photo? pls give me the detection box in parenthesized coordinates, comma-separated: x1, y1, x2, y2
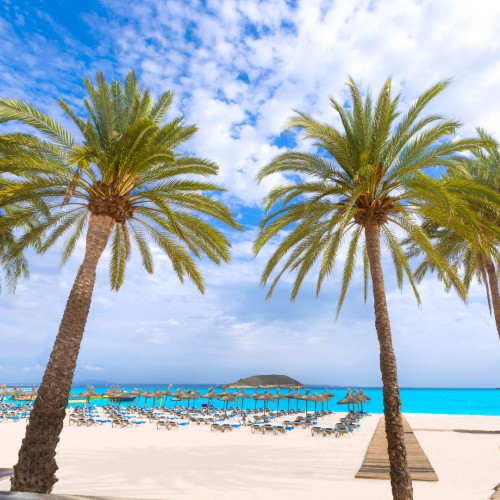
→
(321, 389, 335, 411)
(128, 389, 144, 407)
(217, 387, 232, 399)
(273, 388, 288, 412)
(203, 387, 219, 409)
(161, 385, 174, 408)
(294, 387, 304, 410)
(143, 389, 162, 408)
(249, 389, 262, 410)
(184, 390, 201, 410)
(140, 389, 153, 408)
(8, 388, 24, 406)
(337, 389, 358, 412)
(232, 390, 247, 409)
(218, 393, 238, 412)
(113, 391, 135, 406)
(310, 393, 325, 414)
(102, 387, 120, 397)
(284, 388, 298, 412)
(257, 390, 275, 411)
(102, 386, 122, 406)
(170, 388, 186, 408)
(80, 386, 100, 407)
(352, 389, 370, 412)
(299, 389, 313, 415)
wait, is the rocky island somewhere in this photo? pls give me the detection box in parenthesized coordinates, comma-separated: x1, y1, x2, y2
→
(227, 374, 303, 387)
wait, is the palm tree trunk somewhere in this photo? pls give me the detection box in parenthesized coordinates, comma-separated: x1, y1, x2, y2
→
(11, 213, 114, 493)
(484, 257, 500, 340)
(365, 222, 413, 500)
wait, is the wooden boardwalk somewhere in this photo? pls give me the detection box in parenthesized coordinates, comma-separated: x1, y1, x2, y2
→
(356, 416, 438, 481)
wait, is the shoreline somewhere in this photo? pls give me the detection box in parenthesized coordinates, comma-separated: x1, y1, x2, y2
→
(1, 412, 498, 499)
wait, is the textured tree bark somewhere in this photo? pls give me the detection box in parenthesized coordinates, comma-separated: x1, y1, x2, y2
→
(365, 222, 413, 500)
(11, 213, 114, 493)
(484, 257, 500, 340)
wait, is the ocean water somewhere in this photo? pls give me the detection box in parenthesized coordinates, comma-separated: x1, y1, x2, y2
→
(6, 386, 498, 416)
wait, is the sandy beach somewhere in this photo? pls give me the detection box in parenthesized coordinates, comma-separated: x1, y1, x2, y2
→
(0, 412, 498, 499)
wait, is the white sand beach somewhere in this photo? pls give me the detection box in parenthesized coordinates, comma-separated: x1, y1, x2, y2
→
(0, 413, 498, 500)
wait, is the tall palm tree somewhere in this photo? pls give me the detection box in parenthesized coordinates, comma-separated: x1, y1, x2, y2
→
(408, 130, 500, 339)
(0, 71, 241, 493)
(254, 77, 499, 500)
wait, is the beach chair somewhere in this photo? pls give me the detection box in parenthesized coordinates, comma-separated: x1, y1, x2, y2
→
(273, 425, 286, 435)
(301, 419, 316, 429)
(334, 425, 351, 437)
(261, 424, 274, 434)
(68, 415, 80, 426)
(311, 426, 324, 436)
(111, 419, 131, 428)
(250, 424, 261, 434)
(156, 420, 170, 430)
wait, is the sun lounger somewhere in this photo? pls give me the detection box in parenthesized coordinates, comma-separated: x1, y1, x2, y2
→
(334, 426, 352, 437)
(311, 426, 324, 436)
(273, 425, 286, 434)
(111, 419, 131, 428)
(261, 424, 274, 434)
(301, 420, 316, 429)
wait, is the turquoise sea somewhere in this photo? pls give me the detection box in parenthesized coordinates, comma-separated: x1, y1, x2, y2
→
(7, 386, 498, 416)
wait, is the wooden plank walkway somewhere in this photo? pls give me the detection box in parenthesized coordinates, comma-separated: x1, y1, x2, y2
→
(356, 416, 438, 481)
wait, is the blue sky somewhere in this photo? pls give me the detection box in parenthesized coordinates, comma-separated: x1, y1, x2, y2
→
(0, 0, 499, 387)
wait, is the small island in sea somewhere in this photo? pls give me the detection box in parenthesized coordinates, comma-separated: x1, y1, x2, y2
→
(227, 374, 303, 387)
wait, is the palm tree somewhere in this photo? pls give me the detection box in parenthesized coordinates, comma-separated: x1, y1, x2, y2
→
(0, 71, 241, 493)
(408, 130, 500, 339)
(254, 77, 499, 500)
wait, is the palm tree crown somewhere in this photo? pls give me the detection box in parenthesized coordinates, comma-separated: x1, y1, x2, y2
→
(407, 129, 500, 337)
(0, 71, 241, 290)
(255, 78, 498, 314)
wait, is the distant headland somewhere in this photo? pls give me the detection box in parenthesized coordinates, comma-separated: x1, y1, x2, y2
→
(227, 374, 303, 388)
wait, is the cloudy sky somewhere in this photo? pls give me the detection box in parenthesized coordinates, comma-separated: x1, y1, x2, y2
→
(0, 0, 499, 387)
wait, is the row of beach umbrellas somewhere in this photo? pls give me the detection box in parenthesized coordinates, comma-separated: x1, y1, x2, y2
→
(0, 385, 38, 402)
(1, 384, 370, 412)
(77, 386, 370, 414)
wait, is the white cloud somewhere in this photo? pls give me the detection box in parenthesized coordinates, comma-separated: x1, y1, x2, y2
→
(83, 364, 105, 372)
